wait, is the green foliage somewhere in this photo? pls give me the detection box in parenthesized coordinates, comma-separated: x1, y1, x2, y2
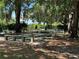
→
(52, 22, 62, 27)
(29, 0, 74, 24)
(52, 22, 62, 29)
(0, 0, 4, 8)
(0, 19, 7, 25)
(0, 19, 16, 25)
(8, 20, 16, 24)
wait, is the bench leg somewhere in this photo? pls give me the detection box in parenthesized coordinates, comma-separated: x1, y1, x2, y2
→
(13, 37, 16, 41)
(6, 37, 8, 40)
(23, 37, 25, 42)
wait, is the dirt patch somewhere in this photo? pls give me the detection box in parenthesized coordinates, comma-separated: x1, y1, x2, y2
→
(0, 37, 79, 59)
(33, 39, 79, 59)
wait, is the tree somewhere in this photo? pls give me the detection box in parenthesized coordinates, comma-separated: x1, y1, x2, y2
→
(15, 0, 21, 33)
(68, 0, 79, 38)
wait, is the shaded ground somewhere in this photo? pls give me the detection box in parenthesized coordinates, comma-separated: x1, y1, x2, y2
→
(0, 37, 79, 59)
(33, 39, 79, 59)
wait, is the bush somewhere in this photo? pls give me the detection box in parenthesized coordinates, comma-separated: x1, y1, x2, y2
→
(28, 24, 45, 30)
(57, 24, 68, 31)
(45, 24, 52, 30)
(0, 25, 2, 32)
(6, 23, 28, 31)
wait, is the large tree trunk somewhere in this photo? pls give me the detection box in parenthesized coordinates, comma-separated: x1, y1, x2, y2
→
(15, 0, 21, 33)
(68, 1, 79, 38)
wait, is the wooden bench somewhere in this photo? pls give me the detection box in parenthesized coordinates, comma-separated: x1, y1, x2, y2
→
(32, 32, 53, 41)
(4, 30, 53, 42)
(4, 34, 32, 42)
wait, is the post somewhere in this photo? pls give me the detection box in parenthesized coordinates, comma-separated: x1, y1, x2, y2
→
(30, 33, 34, 43)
